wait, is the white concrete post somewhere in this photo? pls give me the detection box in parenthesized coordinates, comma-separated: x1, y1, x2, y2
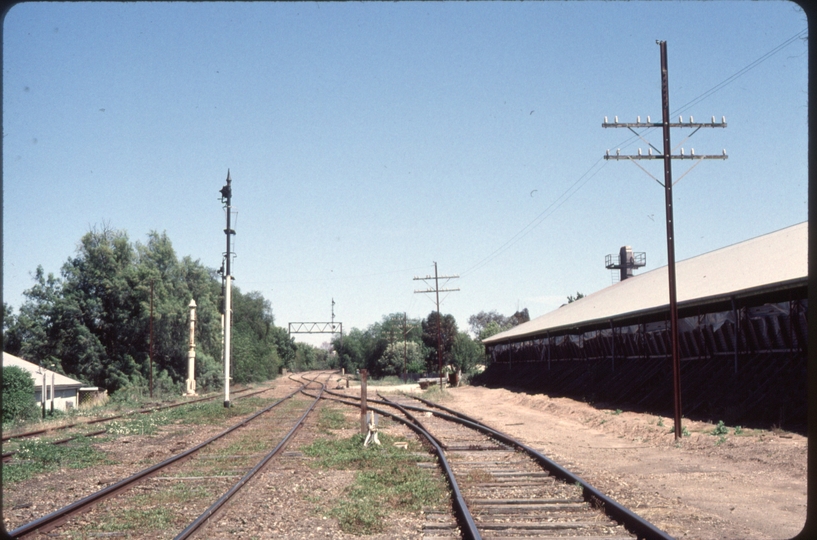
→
(186, 299, 197, 396)
(224, 275, 232, 407)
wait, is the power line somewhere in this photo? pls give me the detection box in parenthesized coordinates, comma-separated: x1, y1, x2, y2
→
(673, 28, 807, 117)
(461, 28, 805, 278)
(241, 265, 430, 286)
(461, 158, 607, 277)
(614, 28, 807, 151)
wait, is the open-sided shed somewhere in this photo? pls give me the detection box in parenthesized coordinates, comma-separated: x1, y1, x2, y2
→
(2, 352, 91, 411)
(480, 222, 807, 429)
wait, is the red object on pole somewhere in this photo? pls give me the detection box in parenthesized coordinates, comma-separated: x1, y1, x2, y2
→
(658, 40, 683, 440)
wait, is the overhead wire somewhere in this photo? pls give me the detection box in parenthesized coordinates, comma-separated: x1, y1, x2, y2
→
(611, 27, 807, 150)
(460, 27, 807, 278)
(461, 158, 607, 277)
(241, 264, 430, 286)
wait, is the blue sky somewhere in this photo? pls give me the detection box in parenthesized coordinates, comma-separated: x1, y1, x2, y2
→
(3, 1, 808, 346)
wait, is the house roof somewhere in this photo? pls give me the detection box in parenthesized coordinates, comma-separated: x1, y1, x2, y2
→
(2, 352, 85, 390)
(483, 221, 808, 345)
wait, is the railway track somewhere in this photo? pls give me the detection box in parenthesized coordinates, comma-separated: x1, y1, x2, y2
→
(1, 384, 263, 462)
(314, 384, 671, 540)
(8, 374, 328, 539)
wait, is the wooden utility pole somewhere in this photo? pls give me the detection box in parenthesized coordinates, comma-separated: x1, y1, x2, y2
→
(402, 313, 416, 383)
(603, 40, 727, 439)
(149, 279, 154, 399)
(359, 369, 368, 435)
(414, 262, 460, 389)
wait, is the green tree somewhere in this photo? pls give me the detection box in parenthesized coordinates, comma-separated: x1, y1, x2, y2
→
(421, 312, 457, 374)
(468, 309, 529, 341)
(451, 332, 484, 374)
(567, 292, 585, 303)
(332, 328, 367, 374)
(2, 366, 39, 424)
(373, 341, 419, 377)
(478, 321, 505, 341)
(268, 325, 296, 370)
(290, 342, 332, 372)
(330, 313, 426, 378)
(5, 226, 285, 396)
(468, 310, 508, 338)
(230, 289, 280, 383)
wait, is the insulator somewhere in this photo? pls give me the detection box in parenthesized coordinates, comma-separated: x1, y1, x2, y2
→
(648, 148, 653, 156)
(690, 116, 694, 123)
(722, 116, 726, 124)
(637, 116, 641, 123)
(616, 149, 620, 156)
(711, 116, 715, 124)
(679, 115, 683, 123)
(647, 115, 651, 123)
(604, 116, 608, 124)
(606, 149, 610, 156)
(723, 149, 727, 156)
(680, 148, 685, 155)
(638, 148, 642, 155)
(614, 116, 618, 124)
(691, 148, 695, 156)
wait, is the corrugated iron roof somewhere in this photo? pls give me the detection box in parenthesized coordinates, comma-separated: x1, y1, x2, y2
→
(483, 221, 807, 344)
(2, 352, 85, 389)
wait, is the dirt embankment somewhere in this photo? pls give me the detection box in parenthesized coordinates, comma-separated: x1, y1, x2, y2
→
(437, 385, 806, 539)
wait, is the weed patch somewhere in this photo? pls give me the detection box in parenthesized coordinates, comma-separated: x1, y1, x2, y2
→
(317, 407, 349, 431)
(94, 506, 174, 532)
(421, 385, 451, 402)
(668, 424, 691, 437)
(302, 432, 446, 534)
(712, 421, 729, 436)
(364, 376, 406, 387)
(2, 435, 110, 485)
(715, 435, 727, 446)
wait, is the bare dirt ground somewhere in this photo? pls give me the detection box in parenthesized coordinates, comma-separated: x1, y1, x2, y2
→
(4, 375, 808, 539)
(414, 384, 807, 540)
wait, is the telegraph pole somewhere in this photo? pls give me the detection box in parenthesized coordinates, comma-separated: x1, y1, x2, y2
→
(220, 170, 236, 407)
(603, 40, 727, 440)
(149, 279, 154, 399)
(414, 262, 459, 389)
(402, 313, 415, 383)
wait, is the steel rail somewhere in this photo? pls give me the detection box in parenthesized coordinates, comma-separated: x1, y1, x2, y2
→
(376, 393, 447, 450)
(2, 385, 260, 443)
(407, 394, 674, 540)
(304, 389, 482, 540)
(174, 376, 328, 539)
(3, 429, 108, 462)
(9, 384, 302, 538)
(325, 387, 670, 540)
(2, 386, 271, 463)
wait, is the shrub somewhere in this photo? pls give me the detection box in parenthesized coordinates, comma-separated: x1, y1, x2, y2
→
(3, 366, 40, 425)
(712, 420, 729, 436)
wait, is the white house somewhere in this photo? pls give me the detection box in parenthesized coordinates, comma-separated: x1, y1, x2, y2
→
(2, 352, 95, 411)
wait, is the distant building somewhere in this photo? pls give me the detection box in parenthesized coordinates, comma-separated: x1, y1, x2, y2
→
(2, 352, 98, 411)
